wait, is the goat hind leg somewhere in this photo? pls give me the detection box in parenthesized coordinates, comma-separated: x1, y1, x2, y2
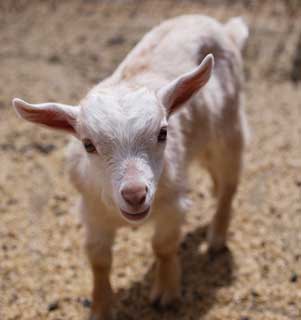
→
(207, 150, 242, 252)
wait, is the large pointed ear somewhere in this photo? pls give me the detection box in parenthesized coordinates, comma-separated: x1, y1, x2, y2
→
(158, 54, 214, 116)
(12, 98, 79, 134)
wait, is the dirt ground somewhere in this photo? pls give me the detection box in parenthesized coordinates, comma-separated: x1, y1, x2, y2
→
(0, 1, 300, 319)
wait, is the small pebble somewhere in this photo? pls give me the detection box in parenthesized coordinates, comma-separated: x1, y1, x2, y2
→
(0, 143, 15, 151)
(269, 206, 276, 214)
(251, 290, 259, 298)
(6, 198, 18, 206)
(33, 143, 56, 155)
(89, 53, 98, 62)
(47, 301, 59, 312)
(295, 180, 301, 187)
(290, 272, 298, 283)
(107, 35, 125, 46)
(48, 54, 61, 64)
(240, 317, 250, 320)
(81, 298, 91, 308)
(54, 194, 67, 202)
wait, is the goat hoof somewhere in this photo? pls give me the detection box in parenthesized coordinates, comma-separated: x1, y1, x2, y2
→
(207, 240, 229, 262)
(150, 285, 181, 309)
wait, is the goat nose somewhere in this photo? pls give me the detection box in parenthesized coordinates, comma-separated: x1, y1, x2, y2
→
(121, 183, 148, 207)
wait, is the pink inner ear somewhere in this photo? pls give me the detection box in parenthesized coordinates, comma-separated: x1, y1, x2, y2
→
(22, 106, 75, 132)
(170, 66, 210, 113)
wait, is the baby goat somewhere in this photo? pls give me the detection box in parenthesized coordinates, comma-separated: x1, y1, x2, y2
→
(13, 15, 249, 320)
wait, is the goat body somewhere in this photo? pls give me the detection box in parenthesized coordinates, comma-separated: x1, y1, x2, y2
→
(13, 15, 249, 320)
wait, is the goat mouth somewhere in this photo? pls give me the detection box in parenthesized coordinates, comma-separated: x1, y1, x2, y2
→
(120, 207, 150, 222)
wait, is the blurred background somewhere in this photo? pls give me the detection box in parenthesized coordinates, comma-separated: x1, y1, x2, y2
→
(0, 1, 300, 319)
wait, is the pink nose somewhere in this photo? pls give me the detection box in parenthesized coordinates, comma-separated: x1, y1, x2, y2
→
(121, 183, 147, 207)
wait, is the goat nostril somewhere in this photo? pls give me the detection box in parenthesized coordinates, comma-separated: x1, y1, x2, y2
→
(138, 193, 146, 205)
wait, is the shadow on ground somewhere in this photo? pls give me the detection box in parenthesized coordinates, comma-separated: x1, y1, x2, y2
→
(115, 225, 235, 319)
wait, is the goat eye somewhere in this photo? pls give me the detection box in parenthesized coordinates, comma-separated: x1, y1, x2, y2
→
(83, 139, 96, 153)
(158, 127, 167, 143)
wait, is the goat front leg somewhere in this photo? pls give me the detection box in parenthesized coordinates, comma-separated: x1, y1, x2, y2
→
(85, 224, 115, 320)
(150, 205, 184, 307)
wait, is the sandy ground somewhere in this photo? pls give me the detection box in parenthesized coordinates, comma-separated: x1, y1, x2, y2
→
(0, 1, 301, 319)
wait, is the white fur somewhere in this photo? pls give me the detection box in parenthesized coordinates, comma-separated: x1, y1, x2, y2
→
(225, 17, 249, 50)
(13, 15, 249, 318)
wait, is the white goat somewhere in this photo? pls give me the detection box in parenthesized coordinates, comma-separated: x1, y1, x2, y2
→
(13, 15, 249, 320)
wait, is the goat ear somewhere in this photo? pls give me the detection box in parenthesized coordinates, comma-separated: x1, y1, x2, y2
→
(12, 98, 79, 134)
(158, 54, 214, 116)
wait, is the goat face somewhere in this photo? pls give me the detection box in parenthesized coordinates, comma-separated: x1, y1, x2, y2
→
(77, 88, 167, 223)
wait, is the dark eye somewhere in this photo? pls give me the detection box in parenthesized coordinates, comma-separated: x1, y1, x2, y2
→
(158, 127, 167, 143)
(83, 139, 96, 153)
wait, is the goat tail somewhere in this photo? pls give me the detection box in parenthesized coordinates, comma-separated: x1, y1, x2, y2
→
(225, 17, 249, 51)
